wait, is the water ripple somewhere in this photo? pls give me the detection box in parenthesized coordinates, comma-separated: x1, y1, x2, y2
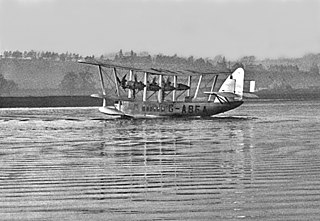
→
(1, 102, 320, 220)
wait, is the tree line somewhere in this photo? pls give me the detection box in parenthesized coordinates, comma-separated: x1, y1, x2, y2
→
(2, 49, 319, 72)
(1, 49, 319, 95)
(1, 50, 84, 62)
(111, 49, 229, 71)
(1, 49, 229, 70)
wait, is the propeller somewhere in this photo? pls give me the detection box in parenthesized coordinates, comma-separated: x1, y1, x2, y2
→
(163, 77, 175, 91)
(166, 77, 171, 84)
(147, 76, 160, 91)
(116, 75, 122, 84)
(152, 76, 157, 84)
(120, 74, 127, 89)
(176, 83, 190, 90)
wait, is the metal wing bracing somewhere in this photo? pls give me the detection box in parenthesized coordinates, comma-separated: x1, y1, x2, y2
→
(78, 59, 234, 102)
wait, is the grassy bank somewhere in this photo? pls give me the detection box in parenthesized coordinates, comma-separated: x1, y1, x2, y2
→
(0, 96, 101, 108)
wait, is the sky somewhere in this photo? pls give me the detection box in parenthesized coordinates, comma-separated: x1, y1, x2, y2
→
(0, 0, 320, 60)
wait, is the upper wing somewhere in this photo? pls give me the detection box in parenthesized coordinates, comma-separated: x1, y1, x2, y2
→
(78, 59, 231, 76)
(78, 60, 143, 72)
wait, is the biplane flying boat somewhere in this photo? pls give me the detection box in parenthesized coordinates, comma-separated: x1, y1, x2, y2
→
(79, 60, 256, 118)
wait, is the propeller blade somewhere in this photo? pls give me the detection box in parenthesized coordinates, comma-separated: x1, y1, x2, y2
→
(134, 74, 138, 82)
(116, 76, 121, 84)
(122, 74, 127, 83)
(152, 76, 157, 84)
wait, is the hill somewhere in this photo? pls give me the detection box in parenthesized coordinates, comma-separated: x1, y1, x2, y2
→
(1, 50, 320, 97)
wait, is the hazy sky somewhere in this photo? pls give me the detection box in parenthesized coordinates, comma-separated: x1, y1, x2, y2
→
(0, 0, 320, 60)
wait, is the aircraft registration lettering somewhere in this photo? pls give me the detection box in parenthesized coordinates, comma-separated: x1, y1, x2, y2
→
(142, 104, 173, 112)
(182, 105, 206, 114)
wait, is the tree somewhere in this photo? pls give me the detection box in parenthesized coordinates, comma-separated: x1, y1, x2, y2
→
(0, 74, 18, 95)
(5, 80, 19, 94)
(310, 63, 319, 76)
(187, 56, 194, 65)
(78, 71, 95, 91)
(130, 50, 136, 58)
(240, 56, 256, 65)
(119, 49, 123, 59)
(3, 51, 12, 58)
(12, 50, 23, 59)
(60, 71, 96, 95)
(60, 72, 79, 95)
(60, 53, 67, 61)
(194, 58, 206, 68)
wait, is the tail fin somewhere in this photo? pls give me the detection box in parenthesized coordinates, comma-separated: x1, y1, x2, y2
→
(219, 67, 245, 98)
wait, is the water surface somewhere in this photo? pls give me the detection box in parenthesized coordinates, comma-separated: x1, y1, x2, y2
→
(1, 100, 320, 220)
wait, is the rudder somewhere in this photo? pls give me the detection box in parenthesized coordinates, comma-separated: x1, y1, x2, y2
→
(219, 67, 245, 98)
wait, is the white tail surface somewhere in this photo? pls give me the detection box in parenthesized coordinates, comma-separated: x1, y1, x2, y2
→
(219, 67, 245, 97)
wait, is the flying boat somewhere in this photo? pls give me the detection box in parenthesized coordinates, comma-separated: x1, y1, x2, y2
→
(79, 60, 257, 118)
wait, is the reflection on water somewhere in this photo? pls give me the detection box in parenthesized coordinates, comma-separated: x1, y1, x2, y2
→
(1, 101, 320, 220)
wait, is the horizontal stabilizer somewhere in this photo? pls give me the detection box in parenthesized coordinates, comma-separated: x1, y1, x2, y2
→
(204, 91, 241, 98)
(91, 94, 134, 101)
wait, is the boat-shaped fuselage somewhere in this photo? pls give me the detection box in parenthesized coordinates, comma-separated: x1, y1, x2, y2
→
(100, 100, 243, 118)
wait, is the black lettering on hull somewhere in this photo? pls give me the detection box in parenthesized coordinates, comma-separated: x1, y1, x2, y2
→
(141, 104, 210, 116)
(195, 105, 200, 113)
(182, 105, 187, 114)
(203, 106, 207, 113)
(181, 105, 207, 115)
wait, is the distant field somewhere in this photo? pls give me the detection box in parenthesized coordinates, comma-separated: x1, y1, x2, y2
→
(255, 90, 320, 100)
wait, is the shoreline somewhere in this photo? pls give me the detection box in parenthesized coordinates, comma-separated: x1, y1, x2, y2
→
(0, 96, 102, 108)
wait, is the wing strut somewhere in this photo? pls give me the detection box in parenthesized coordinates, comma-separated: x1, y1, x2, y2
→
(98, 65, 106, 94)
(98, 65, 107, 106)
(208, 75, 218, 101)
(143, 72, 148, 102)
(128, 70, 133, 99)
(158, 75, 163, 103)
(193, 75, 202, 99)
(173, 76, 177, 102)
(187, 76, 192, 97)
(113, 68, 120, 97)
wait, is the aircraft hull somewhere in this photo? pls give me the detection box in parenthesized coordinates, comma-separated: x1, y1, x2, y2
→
(102, 101, 243, 118)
